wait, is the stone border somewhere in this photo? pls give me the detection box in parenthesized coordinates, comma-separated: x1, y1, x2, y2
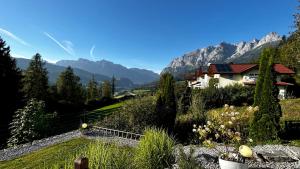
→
(0, 130, 82, 161)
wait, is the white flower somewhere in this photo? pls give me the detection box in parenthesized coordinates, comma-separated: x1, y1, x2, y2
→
(254, 106, 259, 111)
(193, 124, 197, 128)
(215, 133, 220, 139)
(231, 117, 236, 121)
(228, 121, 233, 125)
(207, 121, 212, 125)
(224, 104, 229, 108)
(247, 106, 253, 112)
(220, 125, 225, 129)
(229, 105, 234, 110)
(235, 112, 240, 115)
(248, 138, 253, 143)
(192, 129, 197, 132)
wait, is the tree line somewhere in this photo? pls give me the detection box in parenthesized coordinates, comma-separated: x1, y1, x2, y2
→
(0, 38, 115, 148)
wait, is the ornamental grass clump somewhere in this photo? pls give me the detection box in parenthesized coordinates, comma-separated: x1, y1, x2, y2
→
(193, 104, 257, 163)
(134, 128, 175, 169)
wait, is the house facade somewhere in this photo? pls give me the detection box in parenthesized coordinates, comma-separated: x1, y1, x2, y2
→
(187, 63, 295, 99)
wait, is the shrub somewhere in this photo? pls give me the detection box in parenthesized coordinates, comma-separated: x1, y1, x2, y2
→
(174, 113, 206, 144)
(100, 96, 157, 133)
(189, 84, 254, 114)
(134, 128, 175, 169)
(8, 99, 55, 146)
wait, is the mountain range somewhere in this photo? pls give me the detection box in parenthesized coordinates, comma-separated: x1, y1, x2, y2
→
(15, 58, 159, 89)
(56, 59, 159, 85)
(162, 32, 282, 77)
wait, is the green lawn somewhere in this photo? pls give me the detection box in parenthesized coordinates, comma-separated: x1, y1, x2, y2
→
(84, 102, 124, 123)
(207, 98, 300, 122)
(0, 138, 93, 169)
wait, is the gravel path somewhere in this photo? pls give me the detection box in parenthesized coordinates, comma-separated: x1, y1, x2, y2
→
(180, 145, 300, 169)
(0, 130, 81, 161)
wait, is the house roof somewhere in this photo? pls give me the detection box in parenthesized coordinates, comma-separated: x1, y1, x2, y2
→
(273, 64, 295, 74)
(208, 64, 257, 74)
(208, 63, 294, 75)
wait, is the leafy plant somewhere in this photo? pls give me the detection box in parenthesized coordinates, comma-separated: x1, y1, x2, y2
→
(177, 146, 203, 169)
(193, 105, 255, 163)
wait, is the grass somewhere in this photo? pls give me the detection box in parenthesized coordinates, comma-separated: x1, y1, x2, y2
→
(0, 129, 178, 169)
(290, 140, 300, 147)
(0, 138, 93, 169)
(85, 102, 124, 123)
(207, 98, 300, 123)
(280, 98, 300, 121)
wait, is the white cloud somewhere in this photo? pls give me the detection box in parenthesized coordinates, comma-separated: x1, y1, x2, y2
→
(90, 45, 95, 60)
(44, 32, 74, 56)
(0, 28, 30, 46)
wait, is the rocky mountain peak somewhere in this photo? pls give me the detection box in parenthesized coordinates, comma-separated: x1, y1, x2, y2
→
(162, 32, 282, 77)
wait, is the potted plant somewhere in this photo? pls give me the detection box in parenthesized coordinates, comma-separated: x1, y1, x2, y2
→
(193, 105, 258, 169)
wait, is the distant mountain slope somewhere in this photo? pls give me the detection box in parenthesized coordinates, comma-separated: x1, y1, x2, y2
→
(162, 32, 282, 77)
(15, 58, 135, 89)
(56, 59, 159, 84)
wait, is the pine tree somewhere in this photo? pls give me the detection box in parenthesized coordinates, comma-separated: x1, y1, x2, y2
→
(0, 37, 23, 148)
(250, 48, 282, 141)
(177, 81, 191, 115)
(111, 75, 116, 97)
(22, 53, 49, 101)
(7, 99, 49, 146)
(155, 73, 177, 132)
(253, 48, 269, 106)
(102, 80, 112, 98)
(56, 66, 85, 105)
(87, 75, 100, 101)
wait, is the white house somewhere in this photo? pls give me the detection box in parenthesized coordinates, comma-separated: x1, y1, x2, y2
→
(187, 63, 295, 99)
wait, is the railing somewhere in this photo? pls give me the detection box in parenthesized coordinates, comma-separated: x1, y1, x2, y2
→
(86, 126, 144, 141)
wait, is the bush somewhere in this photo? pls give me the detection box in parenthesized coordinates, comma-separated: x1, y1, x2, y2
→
(8, 99, 56, 146)
(190, 84, 254, 112)
(134, 128, 175, 169)
(174, 113, 206, 144)
(100, 96, 157, 133)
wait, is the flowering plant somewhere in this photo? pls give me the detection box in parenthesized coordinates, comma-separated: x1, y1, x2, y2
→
(193, 104, 258, 163)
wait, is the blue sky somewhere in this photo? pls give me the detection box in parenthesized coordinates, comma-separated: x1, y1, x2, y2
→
(0, 0, 298, 73)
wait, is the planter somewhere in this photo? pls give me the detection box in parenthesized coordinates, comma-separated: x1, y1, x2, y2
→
(219, 158, 248, 169)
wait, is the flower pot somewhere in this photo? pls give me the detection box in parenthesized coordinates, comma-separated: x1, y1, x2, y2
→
(219, 158, 248, 169)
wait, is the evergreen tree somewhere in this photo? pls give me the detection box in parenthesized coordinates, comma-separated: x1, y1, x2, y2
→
(0, 37, 23, 148)
(177, 81, 191, 115)
(253, 48, 269, 106)
(155, 73, 177, 132)
(102, 80, 112, 98)
(56, 66, 85, 105)
(250, 48, 282, 141)
(7, 99, 50, 146)
(22, 53, 49, 101)
(86, 75, 100, 101)
(111, 75, 116, 97)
